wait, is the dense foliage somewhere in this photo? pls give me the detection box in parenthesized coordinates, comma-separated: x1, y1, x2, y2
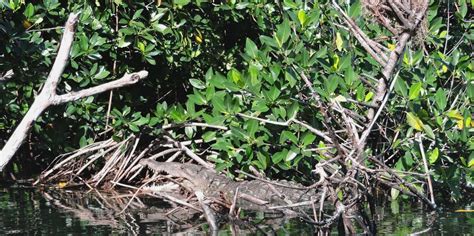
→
(0, 0, 472, 200)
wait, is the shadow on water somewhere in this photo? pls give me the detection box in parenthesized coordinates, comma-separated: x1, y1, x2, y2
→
(0, 187, 473, 235)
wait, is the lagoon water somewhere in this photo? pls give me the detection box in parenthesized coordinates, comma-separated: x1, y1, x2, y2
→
(1, 188, 473, 235)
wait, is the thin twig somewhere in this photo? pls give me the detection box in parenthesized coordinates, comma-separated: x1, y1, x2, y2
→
(417, 134, 436, 206)
(195, 190, 218, 231)
(229, 187, 240, 216)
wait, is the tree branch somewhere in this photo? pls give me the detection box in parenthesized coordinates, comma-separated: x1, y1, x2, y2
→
(51, 71, 148, 105)
(0, 13, 149, 171)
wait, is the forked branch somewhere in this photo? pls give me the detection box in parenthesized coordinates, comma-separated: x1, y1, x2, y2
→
(0, 13, 148, 171)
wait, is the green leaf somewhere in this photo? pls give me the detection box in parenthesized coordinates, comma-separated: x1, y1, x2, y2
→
(188, 93, 206, 106)
(133, 116, 149, 126)
(94, 67, 110, 80)
(423, 124, 435, 140)
(174, 0, 191, 7)
(189, 79, 206, 89)
(132, 9, 143, 20)
(285, 71, 296, 87)
(337, 189, 343, 201)
(246, 119, 259, 138)
(429, 148, 439, 164)
(245, 38, 258, 58)
(137, 41, 145, 52)
(297, 9, 307, 26)
(331, 54, 340, 71)
(149, 117, 161, 126)
(468, 152, 474, 168)
(434, 88, 447, 110)
(123, 106, 131, 116)
(408, 82, 422, 100)
(24, 3, 34, 18)
(325, 75, 339, 94)
(344, 66, 357, 85)
(447, 110, 463, 120)
(264, 86, 280, 101)
(302, 133, 316, 146)
(185, 126, 194, 138)
(260, 35, 279, 48)
(257, 152, 268, 170)
(286, 150, 297, 162)
(395, 78, 408, 97)
(117, 38, 131, 48)
(212, 96, 226, 113)
(229, 69, 242, 84)
(407, 112, 424, 131)
(287, 102, 299, 119)
(364, 91, 374, 102)
(79, 135, 87, 147)
(249, 64, 260, 86)
(202, 131, 216, 142)
(458, 0, 467, 18)
(335, 32, 343, 51)
(274, 19, 291, 48)
(129, 123, 139, 132)
(252, 100, 269, 112)
(79, 35, 89, 50)
(280, 131, 298, 144)
(272, 150, 288, 164)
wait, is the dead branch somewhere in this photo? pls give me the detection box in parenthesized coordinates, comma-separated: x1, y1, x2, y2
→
(0, 13, 148, 171)
(195, 190, 218, 231)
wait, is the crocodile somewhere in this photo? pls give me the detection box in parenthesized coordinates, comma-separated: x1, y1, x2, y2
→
(139, 159, 319, 209)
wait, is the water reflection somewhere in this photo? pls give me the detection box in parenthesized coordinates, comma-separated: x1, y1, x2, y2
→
(0, 187, 473, 235)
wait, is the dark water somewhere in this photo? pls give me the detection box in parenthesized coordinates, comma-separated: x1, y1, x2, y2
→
(1, 187, 473, 235)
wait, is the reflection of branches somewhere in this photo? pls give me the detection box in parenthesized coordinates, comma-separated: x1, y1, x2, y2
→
(42, 190, 120, 228)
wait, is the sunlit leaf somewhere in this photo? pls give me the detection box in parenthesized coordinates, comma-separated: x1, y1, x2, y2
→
(409, 82, 422, 100)
(189, 79, 206, 89)
(297, 9, 306, 26)
(429, 148, 439, 164)
(407, 112, 424, 131)
(335, 32, 343, 51)
(447, 110, 463, 120)
(245, 38, 258, 58)
(387, 43, 396, 51)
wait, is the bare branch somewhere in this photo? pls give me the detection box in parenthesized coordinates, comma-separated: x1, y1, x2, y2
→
(0, 13, 80, 170)
(387, 1, 413, 28)
(417, 134, 436, 206)
(237, 113, 333, 143)
(296, 70, 346, 155)
(162, 122, 228, 131)
(332, 0, 388, 66)
(51, 71, 148, 105)
(164, 135, 215, 170)
(0, 13, 148, 171)
(42, 13, 80, 95)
